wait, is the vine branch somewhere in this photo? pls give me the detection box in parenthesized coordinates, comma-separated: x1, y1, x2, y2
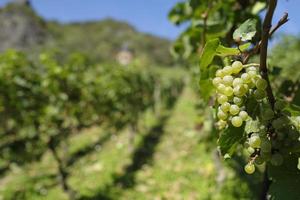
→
(259, 1, 279, 199)
(260, 0, 277, 109)
(243, 12, 288, 64)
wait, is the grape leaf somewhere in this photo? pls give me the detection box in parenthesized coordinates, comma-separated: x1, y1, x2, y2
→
(199, 38, 220, 102)
(216, 42, 251, 56)
(233, 19, 257, 42)
(218, 125, 245, 157)
(285, 103, 300, 116)
(199, 38, 220, 71)
(268, 154, 300, 200)
(251, 2, 266, 15)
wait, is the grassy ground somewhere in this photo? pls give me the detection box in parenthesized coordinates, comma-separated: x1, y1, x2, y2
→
(0, 86, 259, 200)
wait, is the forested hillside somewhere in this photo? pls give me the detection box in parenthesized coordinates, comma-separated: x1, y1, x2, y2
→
(0, 1, 174, 65)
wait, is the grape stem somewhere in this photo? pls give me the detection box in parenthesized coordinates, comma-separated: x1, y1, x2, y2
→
(243, 63, 260, 68)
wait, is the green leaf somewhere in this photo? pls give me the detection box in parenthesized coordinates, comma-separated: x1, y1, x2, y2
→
(286, 103, 300, 116)
(233, 19, 257, 42)
(239, 42, 251, 51)
(218, 125, 245, 156)
(199, 38, 220, 102)
(216, 43, 250, 57)
(199, 38, 220, 70)
(216, 45, 240, 56)
(268, 154, 300, 200)
(251, 2, 266, 15)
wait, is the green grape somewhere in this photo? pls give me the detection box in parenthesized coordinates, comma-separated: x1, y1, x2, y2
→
(217, 95, 228, 104)
(247, 147, 255, 154)
(213, 77, 223, 86)
(262, 108, 274, 120)
(239, 111, 248, 121)
(246, 66, 257, 72)
(217, 109, 228, 120)
(223, 75, 234, 86)
(243, 84, 249, 92)
(217, 84, 226, 93)
(271, 153, 283, 166)
(217, 120, 227, 129)
(256, 78, 267, 90)
(233, 78, 243, 87)
(248, 70, 257, 78)
(231, 116, 243, 127)
(223, 66, 233, 75)
(254, 89, 266, 100)
(216, 69, 225, 77)
(249, 135, 261, 148)
(224, 87, 234, 96)
(248, 81, 256, 89)
(275, 100, 286, 110)
(244, 163, 255, 174)
(233, 97, 243, 106)
(255, 156, 264, 165)
(241, 73, 251, 83)
(232, 61, 243, 74)
(230, 105, 240, 115)
(261, 140, 272, 153)
(221, 102, 230, 112)
(234, 85, 247, 97)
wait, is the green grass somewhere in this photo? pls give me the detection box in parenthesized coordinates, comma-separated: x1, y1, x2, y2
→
(0, 86, 259, 200)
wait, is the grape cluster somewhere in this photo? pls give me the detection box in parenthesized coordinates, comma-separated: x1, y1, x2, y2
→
(213, 61, 267, 129)
(243, 101, 299, 174)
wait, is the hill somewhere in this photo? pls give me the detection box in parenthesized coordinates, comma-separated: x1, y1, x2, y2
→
(0, 1, 174, 66)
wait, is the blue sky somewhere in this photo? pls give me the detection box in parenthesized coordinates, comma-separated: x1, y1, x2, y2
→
(0, 0, 299, 40)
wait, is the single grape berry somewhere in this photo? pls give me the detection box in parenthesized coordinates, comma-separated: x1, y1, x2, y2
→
(217, 95, 228, 104)
(233, 78, 243, 87)
(217, 109, 228, 120)
(255, 156, 264, 165)
(217, 120, 227, 129)
(220, 102, 230, 112)
(239, 111, 248, 121)
(244, 163, 255, 174)
(247, 147, 255, 154)
(230, 105, 240, 115)
(216, 69, 224, 77)
(213, 77, 223, 86)
(254, 89, 266, 100)
(217, 84, 226, 93)
(223, 75, 233, 86)
(248, 70, 257, 78)
(256, 78, 267, 90)
(231, 61, 243, 74)
(249, 135, 261, 148)
(233, 97, 243, 106)
(223, 66, 233, 75)
(231, 116, 243, 127)
(241, 73, 251, 83)
(246, 66, 257, 72)
(224, 87, 234, 96)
